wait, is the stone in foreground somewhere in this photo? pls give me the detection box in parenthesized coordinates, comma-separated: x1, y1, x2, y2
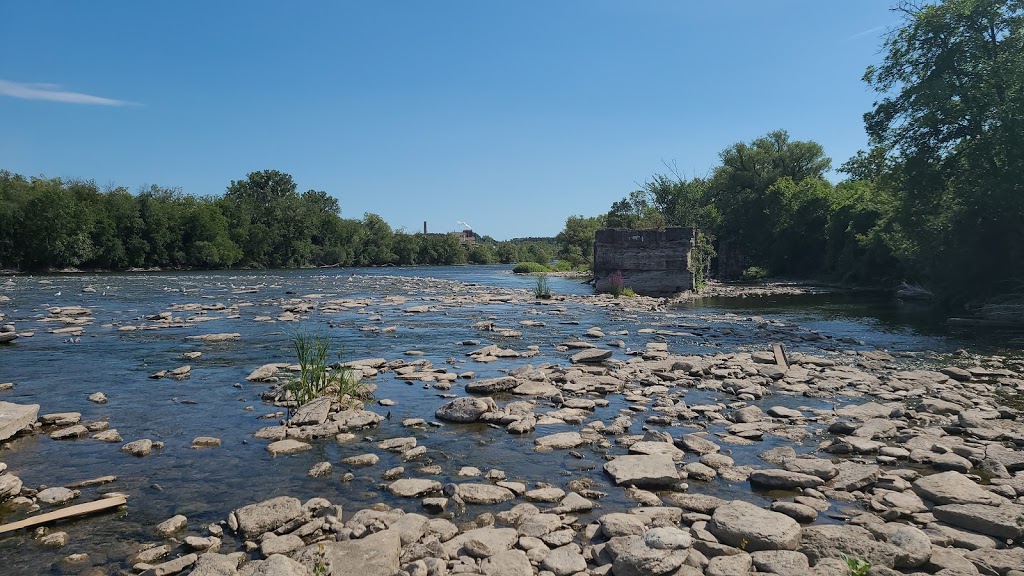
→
(388, 478, 442, 498)
(603, 454, 679, 487)
(0, 401, 39, 442)
(266, 439, 311, 456)
(231, 496, 303, 539)
(912, 471, 1008, 506)
(932, 503, 1024, 539)
(457, 483, 516, 504)
(707, 500, 801, 551)
(140, 553, 198, 576)
(435, 397, 492, 423)
(571, 348, 612, 363)
(799, 525, 899, 569)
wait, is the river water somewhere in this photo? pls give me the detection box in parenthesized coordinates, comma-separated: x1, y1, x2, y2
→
(0, 266, 1016, 574)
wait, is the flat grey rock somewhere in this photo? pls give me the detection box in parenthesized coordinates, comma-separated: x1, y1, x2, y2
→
(912, 471, 1008, 506)
(708, 500, 801, 551)
(571, 348, 612, 363)
(388, 478, 442, 498)
(604, 454, 680, 487)
(932, 503, 1024, 539)
(0, 402, 39, 442)
(231, 496, 303, 539)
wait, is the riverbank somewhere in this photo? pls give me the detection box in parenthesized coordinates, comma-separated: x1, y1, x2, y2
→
(0, 270, 1022, 575)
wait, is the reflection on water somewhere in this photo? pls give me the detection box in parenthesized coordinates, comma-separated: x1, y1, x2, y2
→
(0, 267, 1011, 574)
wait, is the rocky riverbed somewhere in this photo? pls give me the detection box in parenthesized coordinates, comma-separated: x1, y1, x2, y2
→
(0, 268, 1022, 575)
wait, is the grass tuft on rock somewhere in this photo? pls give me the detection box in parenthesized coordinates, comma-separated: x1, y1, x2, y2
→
(288, 331, 364, 408)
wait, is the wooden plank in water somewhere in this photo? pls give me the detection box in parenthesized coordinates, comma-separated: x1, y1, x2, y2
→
(0, 495, 127, 535)
(772, 343, 789, 370)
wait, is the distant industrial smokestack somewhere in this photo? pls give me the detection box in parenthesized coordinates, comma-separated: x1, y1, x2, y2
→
(423, 221, 427, 235)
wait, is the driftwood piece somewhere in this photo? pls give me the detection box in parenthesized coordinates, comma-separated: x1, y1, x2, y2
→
(772, 343, 789, 370)
(0, 495, 127, 535)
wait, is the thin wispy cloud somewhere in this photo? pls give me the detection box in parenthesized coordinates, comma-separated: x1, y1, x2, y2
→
(849, 23, 896, 40)
(0, 79, 137, 106)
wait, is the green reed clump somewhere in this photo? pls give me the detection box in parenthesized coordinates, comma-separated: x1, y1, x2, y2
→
(840, 554, 870, 576)
(288, 331, 363, 407)
(534, 273, 552, 299)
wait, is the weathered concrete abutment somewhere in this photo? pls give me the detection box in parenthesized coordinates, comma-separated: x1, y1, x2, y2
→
(593, 227, 695, 295)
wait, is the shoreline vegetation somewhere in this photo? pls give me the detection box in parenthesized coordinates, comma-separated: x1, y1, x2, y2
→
(5, 2, 1022, 315)
(0, 2, 1020, 316)
(0, 168, 570, 277)
(551, 1, 1023, 313)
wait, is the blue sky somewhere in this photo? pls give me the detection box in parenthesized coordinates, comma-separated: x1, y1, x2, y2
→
(1, 1, 897, 240)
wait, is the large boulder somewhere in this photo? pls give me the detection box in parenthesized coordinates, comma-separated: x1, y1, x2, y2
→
(443, 527, 518, 558)
(0, 473, 23, 501)
(748, 469, 824, 490)
(231, 496, 303, 539)
(480, 549, 532, 576)
(799, 525, 899, 569)
(245, 364, 282, 383)
(607, 534, 690, 576)
(964, 547, 1024, 576)
(707, 500, 801, 551)
(241, 554, 310, 575)
(457, 483, 516, 505)
(266, 439, 311, 456)
(534, 432, 584, 450)
(435, 397, 492, 423)
(290, 397, 332, 426)
(571, 348, 612, 363)
(334, 409, 384, 432)
(750, 550, 810, 576)
(466, 377, 518, 394)
(912, 471, 1008, 506)
(932, 503, 1024, 539)
(0, 402, 39, 442)
(886, 524, 932, 569)
(387, 479, 442, 498)
(294, 529, 399, 576)
(603, 455, 680, 487)
(541, 545, 587, 576)
(826, 462, 880, 492)
(140, 554, 198, 576)
(190, 553, 240, 576)
(782, 457, 838, 480)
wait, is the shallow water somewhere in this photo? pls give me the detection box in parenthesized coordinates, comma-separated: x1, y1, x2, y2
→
(0, 266, 1013, 574)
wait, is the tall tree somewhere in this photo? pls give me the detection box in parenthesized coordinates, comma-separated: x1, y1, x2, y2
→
(223, 170, 300, 267)
(709, 130, 831, 266)
(863, 0, 1024, 301)
(556, 215, 604, 267)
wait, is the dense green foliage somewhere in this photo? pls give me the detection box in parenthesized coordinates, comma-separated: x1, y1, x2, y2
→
(0, 169, 552, 272)
(860, 0, 1024, 303)
(513, 262, 552, 274)
(556, 215, 604, 268)
(559, 0, 1023, 304)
